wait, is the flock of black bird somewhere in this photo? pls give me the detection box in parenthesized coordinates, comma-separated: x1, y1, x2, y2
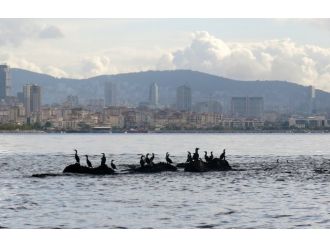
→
(63, 148, 230, 175)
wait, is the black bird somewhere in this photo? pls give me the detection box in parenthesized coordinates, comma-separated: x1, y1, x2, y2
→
(193, 148, 199, 161)
(74, 149, 80, 164)
(220, 149, 226, 160)
(186, 151, 193, 163)
(204, 151, 210, 162)
(101, 153, 106, 166)
(150, 153, 155, 164)
(85, 155, 93, 168)
(210, 151, 214, 161)
(145, 153, 151, 165)
(140, 155, 146, 167)
(110, 160, 117, 170)
(166, 152, 173, 164)
(276, 159, 279, 163)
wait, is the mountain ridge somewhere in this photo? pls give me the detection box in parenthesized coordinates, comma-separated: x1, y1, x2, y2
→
(10, 68, 330, 113)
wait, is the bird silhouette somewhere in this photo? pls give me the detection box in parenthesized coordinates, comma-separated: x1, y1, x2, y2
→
(74, 149, 80, 164)
(210, 151, 214, 161)
(101, 153, 106, 166)
(150, 153, 155, 164)
(186, 151, 193, 163)
(166, 152, 173, 164)
(140, 155, 146, 167)
(85, 155, 93, 168)
(145, 153, 151, 165)
(193, 148, 199, 160)
(110, 160, 117, 170)
(220, 149, 226, 160)
(204, 151, 210, 162)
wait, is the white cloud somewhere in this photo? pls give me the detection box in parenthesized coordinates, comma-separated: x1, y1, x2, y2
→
(39, 25, 64, 39)
(80, 56, 118, 78)
(0, 19, 64, 46)
(158, 31, 330, 91)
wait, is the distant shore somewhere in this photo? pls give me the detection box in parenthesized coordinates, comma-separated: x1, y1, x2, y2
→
(0, 129, 330, 134)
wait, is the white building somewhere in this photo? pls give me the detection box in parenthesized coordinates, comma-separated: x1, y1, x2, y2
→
(149, 82, 159, 107)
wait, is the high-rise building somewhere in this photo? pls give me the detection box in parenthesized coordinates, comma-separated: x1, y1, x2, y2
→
(248, 97, 264, 118)
(65, 95, 79, 107)
(0, 64, 11, 101)
(308, 85, 316, 114)
(23, 84, 41, 116)
(176, 85, 192, 112)
(231, 97, 247, 117)
(105, 81, 118, 106)
(231, 97, 264, 118)
(194, 100, 222, 114)
(149, 82, 159, 107)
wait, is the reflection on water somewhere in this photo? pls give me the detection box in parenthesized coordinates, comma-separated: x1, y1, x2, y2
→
(0, 133, 330, 228)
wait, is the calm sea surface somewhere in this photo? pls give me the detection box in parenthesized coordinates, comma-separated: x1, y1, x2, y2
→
(0, 133, 329, 228)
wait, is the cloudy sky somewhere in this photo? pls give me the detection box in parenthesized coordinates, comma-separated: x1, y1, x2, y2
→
(1, 19, 330, 90)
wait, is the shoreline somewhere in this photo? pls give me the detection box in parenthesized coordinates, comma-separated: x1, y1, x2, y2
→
(0, 129, 330, 134)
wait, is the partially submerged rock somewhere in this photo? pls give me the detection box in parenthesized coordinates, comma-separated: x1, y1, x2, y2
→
(184, 159, 232, 172)
(128, 162, 177, 173)
(63, 163, 115, 175)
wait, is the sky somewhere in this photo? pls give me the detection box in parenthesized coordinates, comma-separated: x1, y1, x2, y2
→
(1, 19, 330, 90)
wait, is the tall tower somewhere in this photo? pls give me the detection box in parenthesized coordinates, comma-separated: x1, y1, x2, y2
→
(176, 85, 192, 112)
(149, 82, 159, 107)
(104, 81, 118, 106)
(308, 85, 316, 114)
(23, 84, 41, 116)
(0, 64, 11, 101)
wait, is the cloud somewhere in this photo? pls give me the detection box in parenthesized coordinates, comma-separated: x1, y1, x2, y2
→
(80, 56, 118, 77)
(0, 52, 69, 78)
(158, 31, 330, 91)
(0, 19, 64, 46)
(39, 25, 64, 39)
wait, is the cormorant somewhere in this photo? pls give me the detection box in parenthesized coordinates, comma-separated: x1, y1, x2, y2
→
(74, 149, 80, 164)
(204, 151, 210, 162)
(145, 153, 151, 165)
(101, 153, 106, 166)
(193, 148, 199, 161)
(110, 160, 117, 170)
(220, 149, 226, 160)
(166, 152, 173, 164)
(276, 159, 279, 163)
(210, 151, 214, 161)
(150, 153, 155, 164)
(186, 151, 193, 163)
(85, 155, 93, 168)
(140, 155, 146, 167)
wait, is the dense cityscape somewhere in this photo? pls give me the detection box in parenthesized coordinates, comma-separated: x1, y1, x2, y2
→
(0, 64, 328, 132)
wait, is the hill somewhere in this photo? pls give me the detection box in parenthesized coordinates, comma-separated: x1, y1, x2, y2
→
(11, 69, 330, 112)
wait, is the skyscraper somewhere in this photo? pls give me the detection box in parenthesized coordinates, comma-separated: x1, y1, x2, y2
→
(0, 64, 11, 101)
(176, 85, 192, 112)
(149, 82, 159, 107)
(105, 81, 118, 106)
(231, 96, 264, 118)
(231, 97, 247, 117)
(308, 85, 316, 114)
(23, 84, 41, 116)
